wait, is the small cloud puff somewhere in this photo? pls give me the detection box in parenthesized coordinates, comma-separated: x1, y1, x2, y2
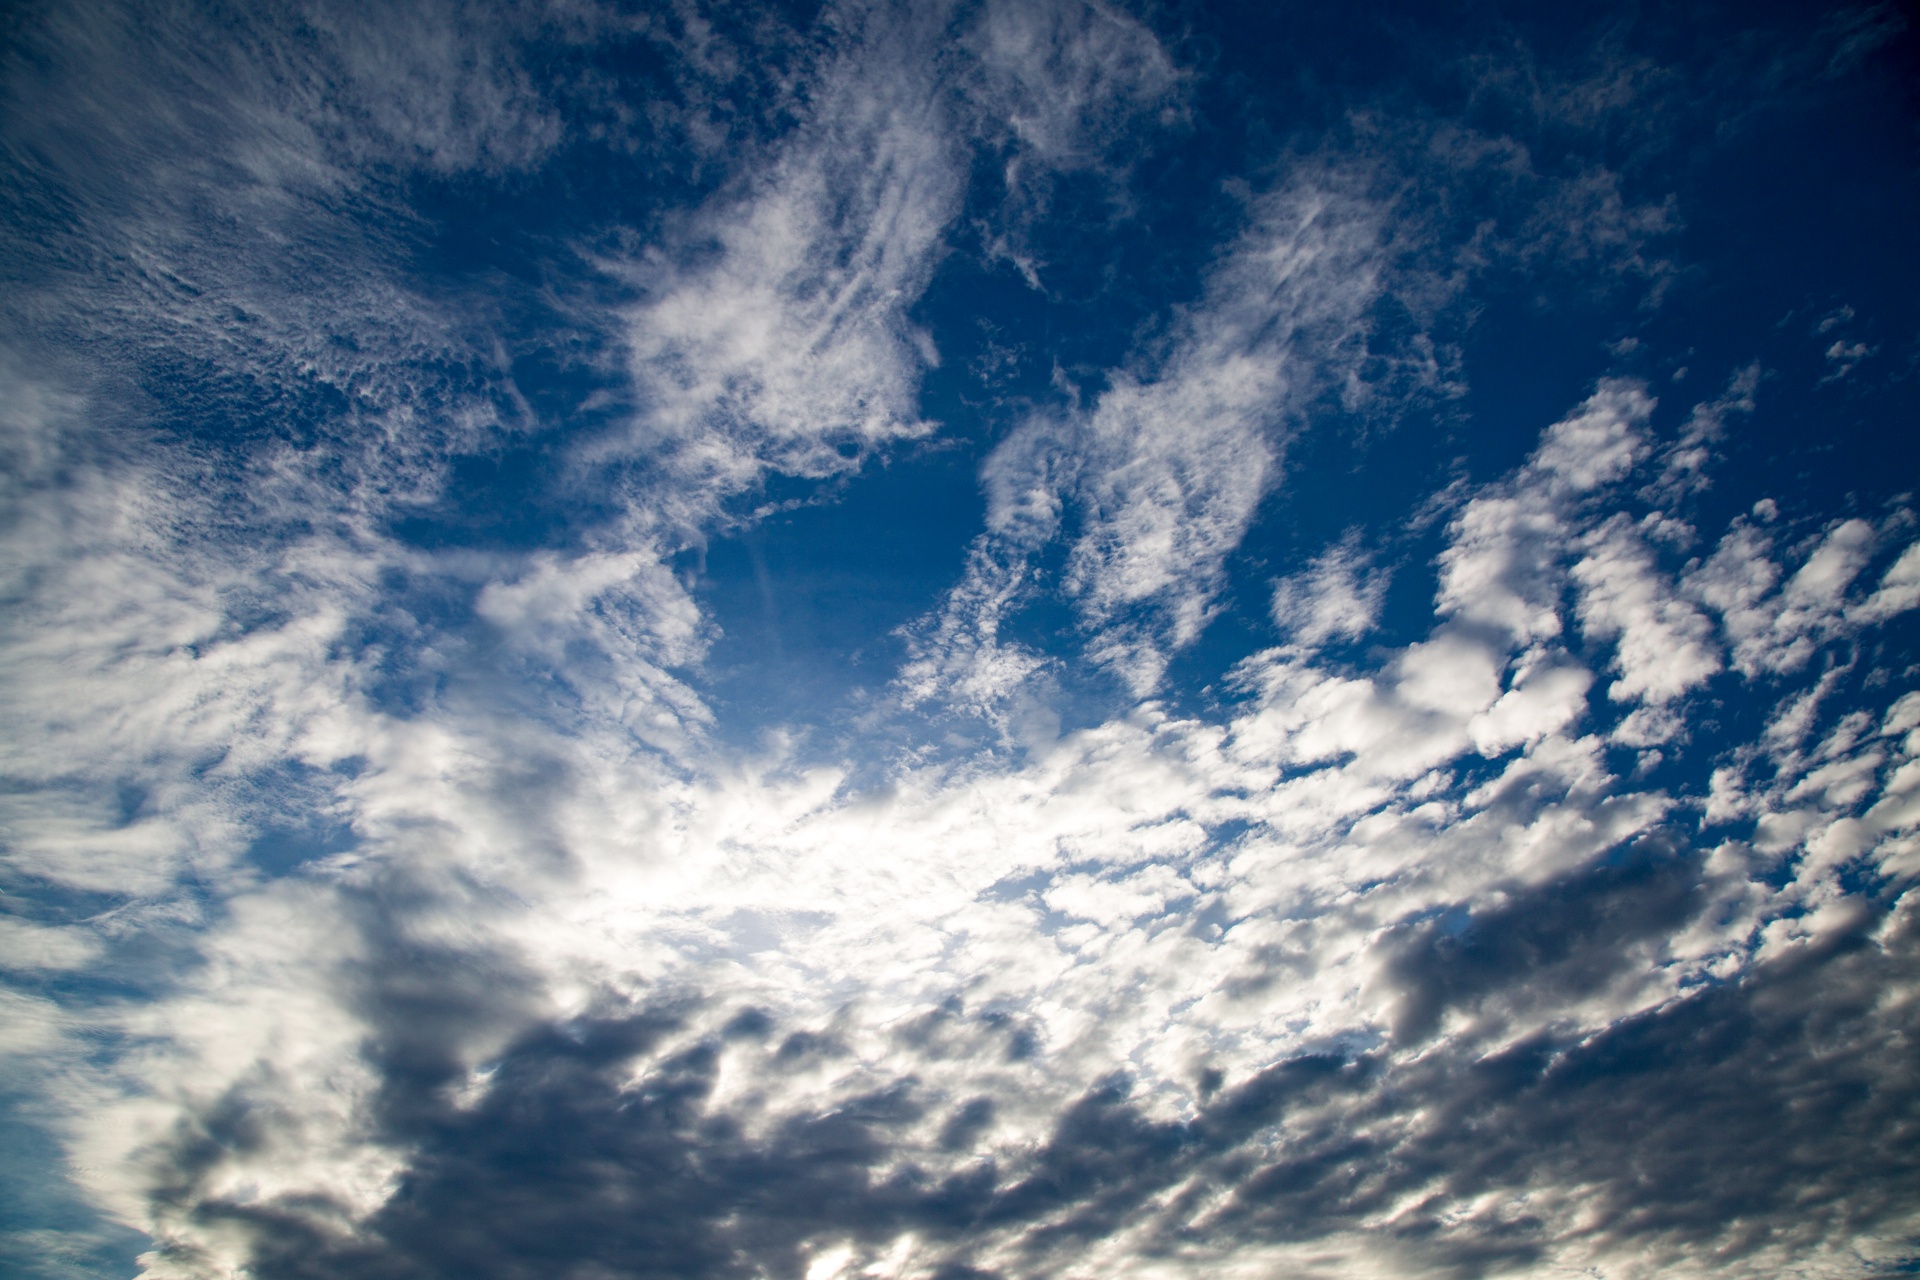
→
(1271, 532, 1389, 649)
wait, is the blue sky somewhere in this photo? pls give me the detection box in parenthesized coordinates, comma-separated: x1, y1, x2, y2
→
(3, 2, 1920, 1277)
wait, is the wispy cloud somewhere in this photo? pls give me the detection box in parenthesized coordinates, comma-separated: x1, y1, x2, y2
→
(598, 8, 962, 518)
(905, 178, 1388, 707)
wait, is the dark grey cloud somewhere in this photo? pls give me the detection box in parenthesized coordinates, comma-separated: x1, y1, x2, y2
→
(115, 834, 1920, 1279)
(1379, 831, 1705, 1046)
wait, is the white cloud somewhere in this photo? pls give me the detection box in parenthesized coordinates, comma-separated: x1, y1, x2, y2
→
(1852, 540, 1920, 624)
(966, 0, 1182, 172)
(0, 404, 371, 898)
(1642, 362, 1757, 504)
(1524, 379, 1654, 495)
(1470, 654, 1596, 755)
(895, 412, 1078, 722)
(1271, 531, 1389, 649)
(21, 365, 1920, 1279)
(606, 59, 959, 496)
(960, 0, 1185, 282)
(1687, 516, 1887, 676)
(1436, 379, 1654, 649)
(0, 918, 102, 972)
(907, 180, 1390, 710)
(1573, 512, 1721, 707)
(1065, 185, 1385, 692)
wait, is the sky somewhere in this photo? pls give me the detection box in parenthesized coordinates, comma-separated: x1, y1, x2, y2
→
(2, 1, 1920, 1277)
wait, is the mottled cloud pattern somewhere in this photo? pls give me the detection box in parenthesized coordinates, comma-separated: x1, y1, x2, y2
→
(2, 3, 1919, 1279)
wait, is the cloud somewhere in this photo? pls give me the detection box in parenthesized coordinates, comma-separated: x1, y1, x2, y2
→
(601, 20, 961, 505)
(1270, 532, 1389, 650)
(966, 0, 1182, 170)
(151, 887, 1918, 1280)
(0, 393, 369, 899)
(1641, 362, 1758, 505)
(894, 410, 1074, 726)
(597, 0, 1192, 532)
(1063, 184, 1386, 693)
(1429, 379, 1652, 665)
(1686, 516, 1882, 677)
(898, 15, 1764, 717)
(1854, 542, 1920, 624)
(960, 0, 1186, 280)
(40, 356, 1913, 1276)
(905, 178, 1389, 709)
(1574, 513, 1722, 707)
(1823, 339, 1877, 382)
(5, 5, 1920, 1278)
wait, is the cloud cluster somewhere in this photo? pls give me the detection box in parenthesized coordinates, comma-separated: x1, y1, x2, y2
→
(22, 363, 1913, 1278)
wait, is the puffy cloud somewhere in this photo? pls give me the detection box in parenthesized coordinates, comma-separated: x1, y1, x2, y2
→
(1573, 512, 1721, 708)
(1687, 516, 1890, 677)
(21, 357, 1918, 1280)
(1436, 381, 1654, 646)
(1852, 540, 1920, 624)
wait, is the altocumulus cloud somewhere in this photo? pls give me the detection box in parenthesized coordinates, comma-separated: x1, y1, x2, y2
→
(2, 2, 1920, 1279)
